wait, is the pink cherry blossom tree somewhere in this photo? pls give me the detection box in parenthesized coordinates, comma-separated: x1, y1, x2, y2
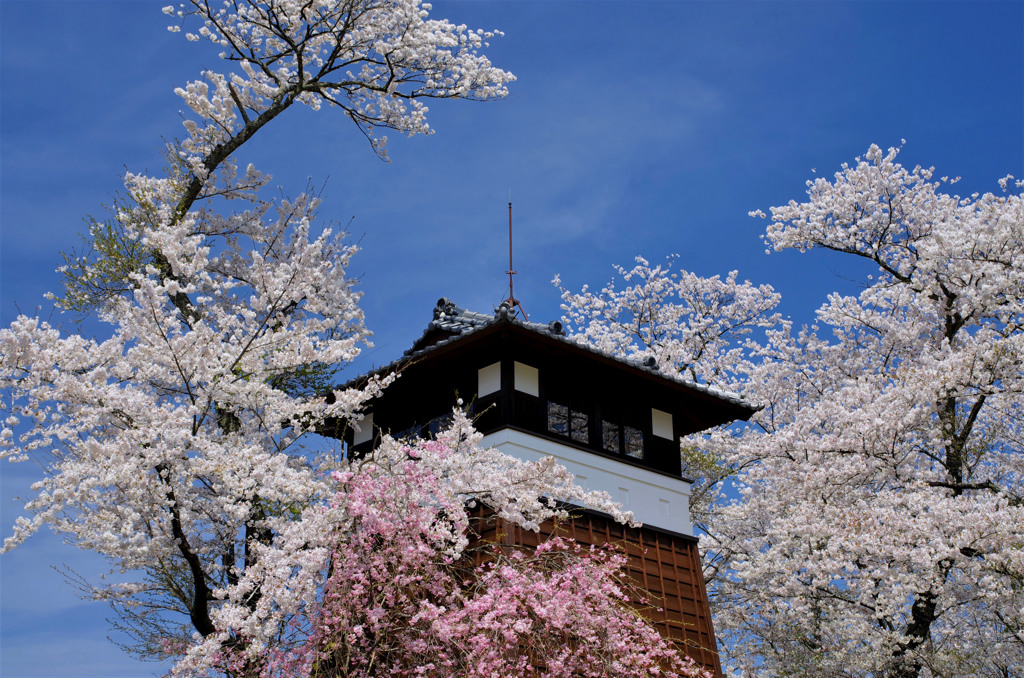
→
(177, 414, 710, 677)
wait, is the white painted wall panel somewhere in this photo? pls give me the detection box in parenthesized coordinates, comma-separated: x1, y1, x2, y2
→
(478, 362, 501, 396)
(652, 408, 674, 439)
(479, 429, 693, 535)
(513, 362, 539, 396)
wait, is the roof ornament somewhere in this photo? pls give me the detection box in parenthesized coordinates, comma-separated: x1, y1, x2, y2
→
(434, 297, 457, 319)
(502, 197, 528, 321)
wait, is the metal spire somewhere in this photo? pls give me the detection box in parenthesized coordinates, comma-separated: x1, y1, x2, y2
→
(503, 197, 528, 320)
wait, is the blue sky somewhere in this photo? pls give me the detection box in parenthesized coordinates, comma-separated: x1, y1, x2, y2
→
(1, 1, 1022, 676)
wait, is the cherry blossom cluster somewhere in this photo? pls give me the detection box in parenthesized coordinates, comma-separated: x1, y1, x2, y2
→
(555, 256, 780, 389)
(164, 0, 515, 164)
(0, 178, 381, 602)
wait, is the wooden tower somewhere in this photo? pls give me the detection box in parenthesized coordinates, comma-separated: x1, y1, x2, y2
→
(340, 298, 757, 676)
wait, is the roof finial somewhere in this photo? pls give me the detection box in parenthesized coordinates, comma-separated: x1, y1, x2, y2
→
(503, 194, 528, 321)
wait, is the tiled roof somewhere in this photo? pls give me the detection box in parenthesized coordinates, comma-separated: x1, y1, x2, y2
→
(405, 298, 564, 352)
(396, 298, 755, 412)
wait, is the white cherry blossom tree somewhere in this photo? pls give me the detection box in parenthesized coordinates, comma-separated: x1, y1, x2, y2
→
(708, 145, 1024, 677)
(559, 146, 1024, 676)
(1, 0, 524, 670)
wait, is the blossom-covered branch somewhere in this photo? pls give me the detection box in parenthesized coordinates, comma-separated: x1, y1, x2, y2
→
(59, 0, 514, 315)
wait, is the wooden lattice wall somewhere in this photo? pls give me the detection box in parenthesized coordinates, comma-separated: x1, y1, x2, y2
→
(472, 509, 723, 677)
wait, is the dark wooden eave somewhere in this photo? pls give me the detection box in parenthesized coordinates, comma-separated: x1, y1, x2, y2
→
(334, 305, 758, 435)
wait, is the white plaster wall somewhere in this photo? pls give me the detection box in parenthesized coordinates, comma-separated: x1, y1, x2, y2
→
(479, 429, 693, 535)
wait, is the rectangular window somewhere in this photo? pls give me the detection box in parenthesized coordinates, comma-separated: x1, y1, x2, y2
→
(395, 423, 423, 440)
(547, 402, 569, 437)
(548, 401, 589, 444)
(353, 412, 374, 445)
(570, 410, 590, 444)
(624, 425, 643, 459)
(602, 420, 620, 453)
(652, 408, 673, 439)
